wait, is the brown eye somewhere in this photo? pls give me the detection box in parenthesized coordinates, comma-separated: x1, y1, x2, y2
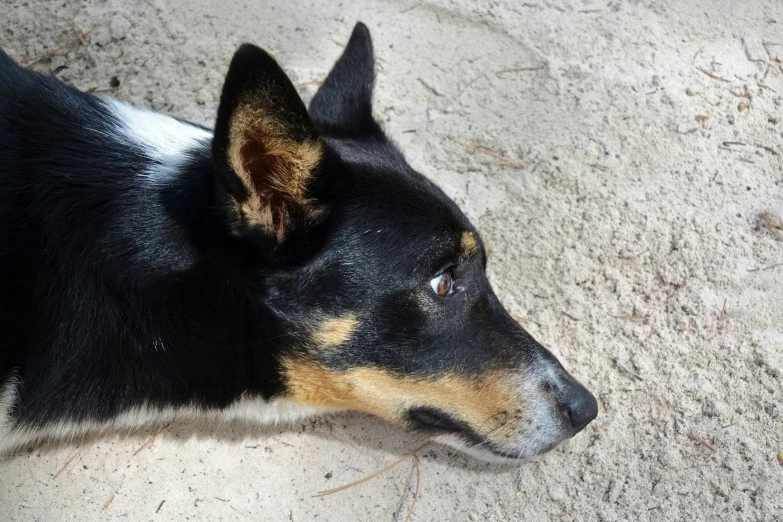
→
(429, 270, 455, 297)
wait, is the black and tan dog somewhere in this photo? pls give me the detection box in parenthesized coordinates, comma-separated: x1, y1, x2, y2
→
(0, 23, 596, 462)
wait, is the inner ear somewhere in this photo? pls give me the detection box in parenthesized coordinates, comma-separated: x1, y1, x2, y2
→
(213, 43, 324, 241)
(308, 22, 382, 138)
(227, 102, 323, 241)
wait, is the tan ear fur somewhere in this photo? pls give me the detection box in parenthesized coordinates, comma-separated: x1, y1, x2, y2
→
(227, 101, 323, 241)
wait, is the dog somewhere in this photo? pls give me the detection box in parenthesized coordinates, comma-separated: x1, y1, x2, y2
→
(0, 22, 596, 462)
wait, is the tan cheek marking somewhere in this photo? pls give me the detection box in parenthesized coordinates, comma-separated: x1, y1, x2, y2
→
(281, 360, 526, 440)
(460, 231, 479, 257)
(312, 314, 359, 349)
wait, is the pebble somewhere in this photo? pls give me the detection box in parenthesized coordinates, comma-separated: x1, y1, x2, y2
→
(548, 485, 566, 502)
(742, 34, 767, 62)
(658, 448, 681, 468)
(90, 26, 112, 47)
(607, 478, 625, 503)
(110, 15, 132, 40)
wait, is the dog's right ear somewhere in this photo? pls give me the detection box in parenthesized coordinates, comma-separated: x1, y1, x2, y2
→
(309, 22, 382, 138)
(212, 44, 325, 242)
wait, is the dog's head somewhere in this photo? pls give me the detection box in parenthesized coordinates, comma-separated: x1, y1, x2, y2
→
(211, 23, 597, 462)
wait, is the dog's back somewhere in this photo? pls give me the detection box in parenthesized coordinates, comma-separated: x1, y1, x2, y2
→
(0, 51, 241, 440)
(0, 51, 140, 383)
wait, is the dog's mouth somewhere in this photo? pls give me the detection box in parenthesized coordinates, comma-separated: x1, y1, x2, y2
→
(406, 406, 567, 463)
(408, 407, 468, 434)
(407, 407, 525, 462)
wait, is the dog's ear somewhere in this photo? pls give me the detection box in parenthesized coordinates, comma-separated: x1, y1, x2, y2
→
(212, 44, 324, 242)
(309, 22, 382, 137)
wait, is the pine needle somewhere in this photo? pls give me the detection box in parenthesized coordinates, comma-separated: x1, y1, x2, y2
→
(316, 441, 431, 496)
(448, 137, 524, 170)
(133, 423, 171, 456)
(53, 432, 100, 479)
(403, 455, 421, 522)
(761, 213, 783, 242)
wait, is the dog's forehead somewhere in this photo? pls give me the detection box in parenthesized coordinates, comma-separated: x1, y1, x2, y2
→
(328, 139, 472, 228)
(327, 136, 407, 169)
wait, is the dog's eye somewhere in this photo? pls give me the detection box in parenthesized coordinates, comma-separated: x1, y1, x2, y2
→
(430, 270, 455, 297)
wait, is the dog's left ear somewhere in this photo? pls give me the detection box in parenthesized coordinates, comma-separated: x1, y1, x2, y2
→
(213, 44, 324, 242)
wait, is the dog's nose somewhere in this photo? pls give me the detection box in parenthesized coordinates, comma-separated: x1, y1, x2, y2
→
(559, 380, 598, 432)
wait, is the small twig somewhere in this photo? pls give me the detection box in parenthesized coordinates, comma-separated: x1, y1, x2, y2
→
(448, 137, 524, 169)
(213, 497, 229, 502)
(589, 163, 610, 172)
(614, 359, 643, 381)
(156, 500, 166, 513)
(690, 429, 716, 451)
(578, 9, 602, 13)
(697, 68, 731, 83)
(738, 157, 755, 164)
(22, 25, 94, 66)
(693, 46, 704, 62)
(748, 262, 783, 272)
(613, 314, 647, 324)
(331, 39, 345, 48)
(88, 86, 120, 94)
(133, 423, 171, 456)
(294, 78, 325, 88)
(53, 432, 100, 479)
(316, 441, 431, 496)
(512, 314, 541, 327)
(761, 213, 783, 242)
(70, 21, 88, 44)
(755, 143, 779, 156)
(403, 455, 421, 522)
(21, 37, 81, 66)
(400, 1, 422, 13)
(718, 298, 727, 320)
(560, 69, 592, 78)
(102, 495, 115, 510)
(495, 66, 544, 75)
(458, 74, 486, 96)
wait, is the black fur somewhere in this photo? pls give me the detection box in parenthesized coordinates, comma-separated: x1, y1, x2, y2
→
(0, 22, 596, 452)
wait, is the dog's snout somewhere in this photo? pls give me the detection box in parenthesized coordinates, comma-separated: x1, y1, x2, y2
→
(558, 380, 598, 432)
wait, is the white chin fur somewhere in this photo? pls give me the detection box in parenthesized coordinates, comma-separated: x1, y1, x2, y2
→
(433, 433, 562, 464)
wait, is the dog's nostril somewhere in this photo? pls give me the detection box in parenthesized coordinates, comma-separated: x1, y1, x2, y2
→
(560, 382, 598, 432)
(408, 407, 465, 433)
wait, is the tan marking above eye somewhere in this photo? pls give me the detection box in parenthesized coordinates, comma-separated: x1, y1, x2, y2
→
(312, 314, 359, 348)
(281, 358, 526, 442)
(460, 231, 479, 257)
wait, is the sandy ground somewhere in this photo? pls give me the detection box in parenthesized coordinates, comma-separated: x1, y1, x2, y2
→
(1, 0, 782, 520)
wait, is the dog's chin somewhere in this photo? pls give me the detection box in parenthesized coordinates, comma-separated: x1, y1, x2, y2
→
(433, 433, 562, 464)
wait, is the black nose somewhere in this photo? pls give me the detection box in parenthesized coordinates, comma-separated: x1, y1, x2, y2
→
(559, 380, 598, 432)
